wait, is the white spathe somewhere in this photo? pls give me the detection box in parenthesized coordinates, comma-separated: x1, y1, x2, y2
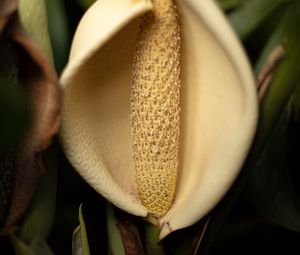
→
(60, 0, 258, 239)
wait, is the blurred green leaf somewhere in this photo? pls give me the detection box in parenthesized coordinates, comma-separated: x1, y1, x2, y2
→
(19, 145, 58, 242)
(77, 0, 96, 9)
(72, 204, 90, 255)
(245, 110, 300, 231)
(254, 22, 285, 74)
(45, 0, 69, 72)
(29, 235, 54, 255)
(217, 0, 248, 11)
(106, 205, 125, 255)
(256, 0, 300, 149)
(0, 77, 29, 155)
(10, 234, 35, 255)
(229, 0, 291, 39)
(10, 234, 54, 255)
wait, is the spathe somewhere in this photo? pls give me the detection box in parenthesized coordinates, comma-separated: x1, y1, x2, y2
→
(60, 0, 258, 239)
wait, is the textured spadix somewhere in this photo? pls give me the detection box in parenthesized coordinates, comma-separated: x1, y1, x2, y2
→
(131, 0, 180, 218)
(60, 0, 258, 238)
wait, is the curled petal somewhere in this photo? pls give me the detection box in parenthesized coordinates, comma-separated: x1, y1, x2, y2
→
(60, 0, 152, 217)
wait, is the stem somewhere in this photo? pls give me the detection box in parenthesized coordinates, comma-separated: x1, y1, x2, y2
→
(144, 224, 166, 255)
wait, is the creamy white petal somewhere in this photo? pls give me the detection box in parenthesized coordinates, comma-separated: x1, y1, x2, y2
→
(159, 0, 258, 239)
(60, 0, 258, 237)
(60, 0, 153, 217)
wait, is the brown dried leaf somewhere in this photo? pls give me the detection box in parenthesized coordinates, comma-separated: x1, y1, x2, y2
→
(114, 208, 145, 255)
(0, 0, 60, 235)
(257, 44, 286, 100)
(0, 0, 17, 34)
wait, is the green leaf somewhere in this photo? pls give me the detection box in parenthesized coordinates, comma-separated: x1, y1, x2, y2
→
(256, 0, 300, 150)
(77, 0, 96, 9)
(0, 77, 29, 155)
(245, 110, 300, 231)
(246, 3, 300, 231)
(79, 204, 91, 255)
(72, 204, 91, 255)
(45, 0, 69, 71)
(229, 0, 291, 39)
(29, 235, 54, 255)
(10, 234, 54, 255)
(18, 0, 54, 62)
(10, 234, 35, 255)
(217, 0, 248, 11)
(106, 205, 125, 255)
(254, 22, 285, 74)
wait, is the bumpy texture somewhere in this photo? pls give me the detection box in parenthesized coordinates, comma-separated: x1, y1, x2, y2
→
(131, 0, 180, 218)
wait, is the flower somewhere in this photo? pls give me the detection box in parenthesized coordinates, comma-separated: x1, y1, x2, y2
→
(60, 0, 258, 239)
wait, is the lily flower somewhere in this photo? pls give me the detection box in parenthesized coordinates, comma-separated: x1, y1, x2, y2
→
(60, 0, 258, 239)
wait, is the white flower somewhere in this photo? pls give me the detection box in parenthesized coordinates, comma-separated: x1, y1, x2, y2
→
(60, 0, 258, 239)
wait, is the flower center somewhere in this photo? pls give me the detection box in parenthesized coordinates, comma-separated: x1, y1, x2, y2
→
(131, 0, 180, 218)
